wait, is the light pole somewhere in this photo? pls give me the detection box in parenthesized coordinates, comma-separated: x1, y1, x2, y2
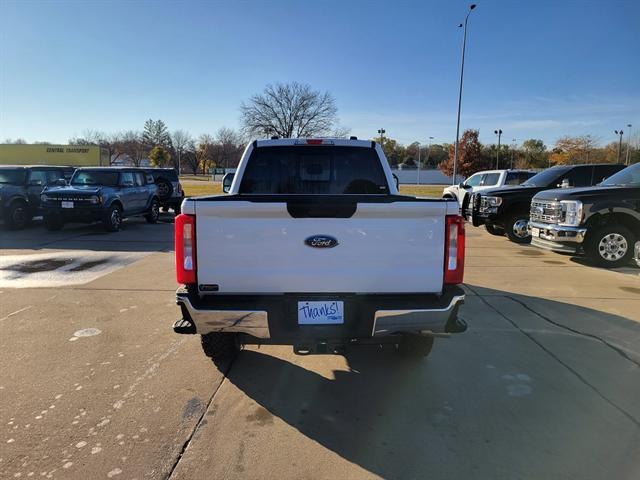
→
(511, 138, 516, 169)
(377, 128, 386, 149)
(494, 129, 502, 169)
(452, 4, 477, 185)
(626, 124, 632, 165)
(615, 129, 624, 163)
(416, 142, 421, 185)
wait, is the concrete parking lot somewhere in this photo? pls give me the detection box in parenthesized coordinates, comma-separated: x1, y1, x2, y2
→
(1, 217, 639, 479)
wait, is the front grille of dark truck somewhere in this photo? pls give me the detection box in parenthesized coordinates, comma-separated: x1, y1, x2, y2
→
(530, 200, 562, 223)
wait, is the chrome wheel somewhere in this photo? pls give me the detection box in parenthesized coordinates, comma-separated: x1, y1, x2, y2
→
(512, 219, 529, 239)
(598, 233, 628, 262)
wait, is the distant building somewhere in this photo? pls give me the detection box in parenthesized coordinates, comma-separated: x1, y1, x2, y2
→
(0, 144, 109, 166)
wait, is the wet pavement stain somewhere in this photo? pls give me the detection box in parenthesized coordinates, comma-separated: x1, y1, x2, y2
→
(620, 286, 640, 294)
(246, 406, 274, 426)
(182, 397, 204, 420)
(69, 259, 109, 272)
(517, 250, 543, 256)
(3, 258, 73, 273)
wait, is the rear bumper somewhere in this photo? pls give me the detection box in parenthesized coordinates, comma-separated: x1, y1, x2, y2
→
(175, 287, 466, 342)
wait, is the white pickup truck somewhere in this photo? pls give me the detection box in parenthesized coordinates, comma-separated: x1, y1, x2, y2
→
(173, 138, 466, 361)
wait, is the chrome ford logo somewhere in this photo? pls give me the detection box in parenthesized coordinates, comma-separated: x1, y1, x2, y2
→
(305, 235, 339, 248)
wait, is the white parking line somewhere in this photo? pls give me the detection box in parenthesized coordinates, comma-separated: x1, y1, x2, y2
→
(0, 305, 33, 323)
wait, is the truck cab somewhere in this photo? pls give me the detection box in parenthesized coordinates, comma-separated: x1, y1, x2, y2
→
(173, 138, 466, 361)
(466, 163, 625, 243)
(529, 162, 640, 268)
(443, 169, 536, 206)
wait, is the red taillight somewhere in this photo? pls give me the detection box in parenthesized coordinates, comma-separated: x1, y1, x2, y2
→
(175, 214, 196, 284)
(444, 215, 465, 285)
(306, 139, 323, 145)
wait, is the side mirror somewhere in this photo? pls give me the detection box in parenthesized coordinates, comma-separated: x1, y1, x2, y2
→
(222, 172, 235, 193)
(121, 181, 134, 187)
(392, 173, 400, 190)
(28, 179, 43, 186)
(54, 178, 67, 186)
(559, 179, 570, 188)
(461, 183, 470, 189)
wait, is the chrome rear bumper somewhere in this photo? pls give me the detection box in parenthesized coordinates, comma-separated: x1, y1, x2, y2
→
(372, 295, 465, 336)
(178, 295, 270, 338)
(176, 289, 466, 339)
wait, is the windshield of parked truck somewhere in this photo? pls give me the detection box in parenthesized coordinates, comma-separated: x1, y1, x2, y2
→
(521, 167, 570, 187)
(71, 170, 120, 186)
(239, 146, 389, 194)
(0, 168, 27, 185)
(600, 163, 640, 186)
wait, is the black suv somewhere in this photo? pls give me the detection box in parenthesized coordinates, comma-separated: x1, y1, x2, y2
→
(0, 165, 75, 229)
(529, 162, 640, 268)
(466, 163, 625, 243)
(144, 168, 184, 213)
(41, 167, 160, 232)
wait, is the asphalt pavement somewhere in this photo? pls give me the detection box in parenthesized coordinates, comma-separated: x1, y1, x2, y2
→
(1, 217, 639, 479)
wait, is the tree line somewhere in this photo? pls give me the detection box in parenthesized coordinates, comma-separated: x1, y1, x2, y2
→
(3, 81, 637, 176)
(437, 130, 638, 178)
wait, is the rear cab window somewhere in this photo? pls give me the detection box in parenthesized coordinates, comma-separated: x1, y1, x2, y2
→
(481, 173, 500, 186)
(239, 146, 389, 194)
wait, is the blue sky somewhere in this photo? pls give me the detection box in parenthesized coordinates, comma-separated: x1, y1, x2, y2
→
(1, 0, 638, 147)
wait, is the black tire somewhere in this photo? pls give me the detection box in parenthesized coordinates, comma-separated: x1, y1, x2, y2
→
(155, 178, 173, 201)
(103, 204, 123, 232)
(4, 201, 31, 230)
(201, 333, 239, 361)
(43, 215, 64, 231)
(585, 224, 636, 268)
(485, 224, 504, 236)
(172, 202, 182, 214)
(144, 199, 160, 224)
(505, 214, 531, 244)
(398, 334, 434, 358)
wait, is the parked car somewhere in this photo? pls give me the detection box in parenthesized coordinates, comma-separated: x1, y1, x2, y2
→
(0, 165, 74, 229)
(442, 169, 537, 206)
(144, 168, 184, 213)
(41, 167, 160, 232)
(172, 138, 467, 361)
(528, 162, 640, 268)
(466, 163, 625, 243)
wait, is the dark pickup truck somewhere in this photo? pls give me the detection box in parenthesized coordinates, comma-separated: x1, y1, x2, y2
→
(466, 163, 625, 243)
(529, 162, 640, 268)
(41, 167, 160, 231)
(0, 165, 75, 229)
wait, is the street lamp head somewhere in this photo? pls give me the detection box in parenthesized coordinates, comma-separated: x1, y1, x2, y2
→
(458, 23, 463, 27)
(494, 130, 498, 134)
(615, 130, 619, 134)
(470, 4, 476, 10)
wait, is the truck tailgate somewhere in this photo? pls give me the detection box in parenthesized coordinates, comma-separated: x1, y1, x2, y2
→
(194, 199, 451, 294)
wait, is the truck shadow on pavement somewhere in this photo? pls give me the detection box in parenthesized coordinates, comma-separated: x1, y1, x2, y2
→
(211, 288, 640, 479)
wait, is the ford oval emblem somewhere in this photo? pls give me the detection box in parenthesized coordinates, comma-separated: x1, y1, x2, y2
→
(305, 235, 339, 249)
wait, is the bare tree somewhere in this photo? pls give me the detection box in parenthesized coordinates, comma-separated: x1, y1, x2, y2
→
(240, 82, 339, 138)
(214, 127, 244, 170)
(113, 131, 146, 167)
(171, 129, 193, 173)
(195, 134, 216, 174)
